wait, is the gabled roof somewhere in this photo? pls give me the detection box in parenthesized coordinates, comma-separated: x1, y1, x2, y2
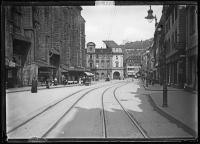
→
(103, 40, 120, 48)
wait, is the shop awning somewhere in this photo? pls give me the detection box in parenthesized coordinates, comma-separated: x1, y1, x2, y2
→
(84, 72, 94, 76)
(37, 63, 56, 69)
(49, 48, 60, 55)
(13, 34, 31, 43)
(60, 64, 68, 72)
(61, 69, 68, 73)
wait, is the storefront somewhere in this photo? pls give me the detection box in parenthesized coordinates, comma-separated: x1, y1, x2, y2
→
(37, 63, 56, 85)
(67, 67, 85, 81)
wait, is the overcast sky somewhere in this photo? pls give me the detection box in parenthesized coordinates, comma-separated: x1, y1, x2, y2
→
(81, 5, 163, 48)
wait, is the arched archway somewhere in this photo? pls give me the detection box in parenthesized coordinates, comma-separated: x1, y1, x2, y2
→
(113, 71, 120, 79)
(96, 72, 99, 80)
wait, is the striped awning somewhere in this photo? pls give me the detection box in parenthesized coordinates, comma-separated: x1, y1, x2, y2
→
(84, 72, 94, 76)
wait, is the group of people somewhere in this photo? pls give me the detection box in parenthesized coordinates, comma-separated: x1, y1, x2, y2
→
(31, 75, 91, 93)
(31, 76, 58, 92)
(141, 73, 155, 86)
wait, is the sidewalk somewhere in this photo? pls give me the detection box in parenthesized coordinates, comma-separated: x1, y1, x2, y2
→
(6, 81, 102, 93)
(143, 82, 198, 137)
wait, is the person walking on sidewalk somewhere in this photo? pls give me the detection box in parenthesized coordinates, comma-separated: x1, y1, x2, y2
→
(46, 77, 50, 89)
(31, 77, 38, 93)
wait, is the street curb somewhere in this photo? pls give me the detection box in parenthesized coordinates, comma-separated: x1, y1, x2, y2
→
(142, 84, 183, 91)
(146, 93, 197, 137)
(6, 84, 81, 93)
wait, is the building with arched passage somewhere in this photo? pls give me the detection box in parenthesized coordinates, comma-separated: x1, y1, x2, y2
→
(86, 41, 124, 80)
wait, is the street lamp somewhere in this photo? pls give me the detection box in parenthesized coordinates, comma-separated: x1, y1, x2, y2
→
(145, 5, 156, 23)
(145, 5, 168, 107)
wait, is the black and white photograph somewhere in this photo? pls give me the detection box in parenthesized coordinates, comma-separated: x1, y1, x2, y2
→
(1, 0, 198, 142)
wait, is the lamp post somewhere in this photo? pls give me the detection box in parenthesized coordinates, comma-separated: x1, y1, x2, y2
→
(95, 64, 99, 81)
(145, 5, 168, 107)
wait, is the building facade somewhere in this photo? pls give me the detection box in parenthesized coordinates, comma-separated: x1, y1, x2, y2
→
(145, 4, 198, 91)
(86, 41, 124, 80)
(5, 6, 86, 88)
(185, 5, 198, 90)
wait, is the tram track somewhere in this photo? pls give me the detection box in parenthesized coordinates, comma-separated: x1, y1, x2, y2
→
(112, 84, 149, 138)
(42, 81, 127, 138)
(101, 82, 149, 138)
(101, 82, 128, 138)
(7, 81, 124, 138)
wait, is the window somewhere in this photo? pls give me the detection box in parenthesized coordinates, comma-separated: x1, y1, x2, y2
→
(116, 56, 118, 59)
(96, 54, 99, 58)
(90, 47, 92, 51)
(96, 60, 99, 63)
(175, 29, 177, 43)
(190, 6, 196, 35)
(172, 8, 174, 25)
(90, 63, 92, 68)
(175, 6, 177, 20)
(90, 54, 92, 59)
(115, 61, 119, 67)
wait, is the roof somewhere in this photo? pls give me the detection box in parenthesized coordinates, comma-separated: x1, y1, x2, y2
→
(95, 48, 112, 54)
(87, 42, 96, 47)
(103, 40, 119, 48)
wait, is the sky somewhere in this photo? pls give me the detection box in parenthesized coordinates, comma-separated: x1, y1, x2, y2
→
(81, 5, 163, 48)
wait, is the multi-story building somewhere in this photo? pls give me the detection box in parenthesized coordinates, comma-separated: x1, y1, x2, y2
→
(5, 6, 86, 88)
(122, 39, 153, 78)
(86, 41, 124, 80)
(163, 5, 187, 88)
(185, 5, 198, 90)
(150, 4, 197, 90)
(5, 6, 35, 88)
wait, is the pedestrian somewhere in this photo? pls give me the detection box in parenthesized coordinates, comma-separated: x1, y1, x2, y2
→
(31, 76, 37, 93)
(46, 77, 50, 89)
(61, 75, 64, 85)
(79, 77, 82, 85)
(83, 76, 86, 85)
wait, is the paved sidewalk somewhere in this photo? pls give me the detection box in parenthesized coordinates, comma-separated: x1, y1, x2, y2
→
(6, 81, 102, 93)
(142, 82, 198, 137)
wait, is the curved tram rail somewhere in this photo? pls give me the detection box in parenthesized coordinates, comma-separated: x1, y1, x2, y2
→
(7, 81, 124, 138)
(101, 83, 149, 138)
